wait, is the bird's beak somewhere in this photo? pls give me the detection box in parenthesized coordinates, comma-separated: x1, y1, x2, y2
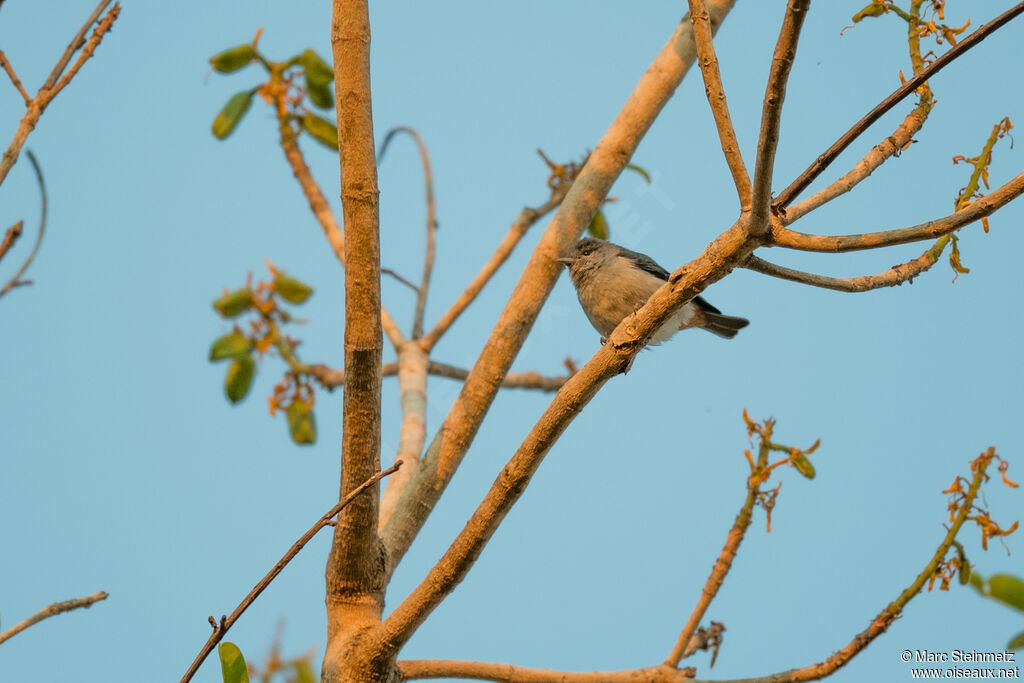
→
(554, 256, 574, 266)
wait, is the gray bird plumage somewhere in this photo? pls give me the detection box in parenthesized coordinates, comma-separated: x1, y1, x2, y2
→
(555, 237, 749, 342)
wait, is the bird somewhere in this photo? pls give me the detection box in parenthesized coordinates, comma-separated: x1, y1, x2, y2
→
(555, 237, 749, 343)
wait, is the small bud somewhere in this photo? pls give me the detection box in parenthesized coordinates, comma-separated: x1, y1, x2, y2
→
(209, 45, 255, 73)
(791, 452, 816, 479)
(287, 400, 317, 444)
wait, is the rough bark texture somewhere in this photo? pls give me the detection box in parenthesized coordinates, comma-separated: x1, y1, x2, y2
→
(324, 0, 388, 681)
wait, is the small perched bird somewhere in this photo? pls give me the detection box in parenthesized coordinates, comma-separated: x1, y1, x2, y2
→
(555, 237, 749, 343)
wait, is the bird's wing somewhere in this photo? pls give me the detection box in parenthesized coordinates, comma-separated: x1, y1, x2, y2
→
(615, 245, 670, 280)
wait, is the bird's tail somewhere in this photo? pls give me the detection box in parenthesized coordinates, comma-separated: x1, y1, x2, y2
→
(697, 311, 750, 339)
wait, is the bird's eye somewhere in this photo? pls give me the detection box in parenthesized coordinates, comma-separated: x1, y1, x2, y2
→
(580, 248, 593, 256)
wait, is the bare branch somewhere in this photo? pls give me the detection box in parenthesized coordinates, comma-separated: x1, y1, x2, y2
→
(770, 169, 1024, 252)
(688, 0, 751, 210)
(42, 0, 112, 90)
(750, 0, 810, 236)
(381, 1, 739, 583)
(325, 0, 387, 665)
(694, 450, 996, 683)
(418, 188, 566, 352)
(179, 462, 401, 683)
(665, 470, 758, 666)
(743, 248, 943, 292)
(0, 591, 108, 645)
(0, 151, 46, 301)
(775, 1, 1024, 209)
(398, 660, 695, 682)
(0, 50, 30, 106)
(307, 360, 570, 392)
(0, 2, 120, 187)
(379, 343, 429, 530)
(381, 127, 437, 339)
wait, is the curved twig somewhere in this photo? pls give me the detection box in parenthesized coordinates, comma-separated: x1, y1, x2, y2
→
(179, 462, 401, 683)
(0, 150, 46, 300)
(0, 591, 108, 645)
(380, 127, 437, 339)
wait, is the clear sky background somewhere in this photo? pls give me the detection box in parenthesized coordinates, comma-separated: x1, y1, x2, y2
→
(2, 2, 1022, 682)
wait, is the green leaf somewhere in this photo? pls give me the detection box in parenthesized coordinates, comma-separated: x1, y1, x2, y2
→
(210, 45, 255, 74)
(852, 3, 886, 22)
(212, 288, 253, 318)
(1008, 630, 1024, 651)
(986, 574, 1024, 613)
(293, 660, 317, 683)
(306, 77, 334, 109)
(587, 209, 609, 240)
(225, 356, 255, 404)
(212, 90, 254, 140)
(969, 570, 984, 592)
(300, 112, 339, 150)
(790, 452, 816, 479)
(625, 163, 652, 184)
(209, 332, 252, 362)
(287, 401, 317, 444)
(274, 274, 314, 304)
(218, 642, 250, 683)
(300, 49, 333, 85)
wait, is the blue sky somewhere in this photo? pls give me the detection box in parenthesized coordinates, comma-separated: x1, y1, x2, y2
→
(1, 2, 1022, 682)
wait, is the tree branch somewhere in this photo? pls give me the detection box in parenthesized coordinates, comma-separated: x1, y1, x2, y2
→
(307, 360, 570, 392)
(0, 2, 120, 187)
(750, 0, 809, 236)
(742, 246, 944, 292)
(178, 463, 401, 683)
(0, 220, 23, 264)
(688, 0, 751, 211)
(418, 187, 566, 352)
(398, 660, 695, 683)
(770, 169, 1024, 252)
(324, 3, 387, 671)
(0, 50, 30, 106)
(380, 127, 437, 339)
(381, 0, 739, 583)
(694, 450, 996, 683)
(379, 342, 429, 530)
(775, 0, 1024, 209)
(0, 591, 108, 645)
(0, 151, 46, 301)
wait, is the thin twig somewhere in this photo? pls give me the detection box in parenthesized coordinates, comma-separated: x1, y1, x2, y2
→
(743, 249, 943, 292)
(381, 127, 437, 339)
(0, 2, 120, 187)
(769, 169, 1024, 252)
(750, 0, 810, 236)
(42, 0, 112, 90)
(178, 462, 401, 683)
(688, 0, 751, 210)
(0, 50, 30, 106)
(665, 465, 759, 665)
(0, 220, 23, 263)
(382, 267, 420, 293)
(775, 0, 1024, 209)
(398, 660, 695, 682)
(306, 360, 571, 392)
(694, 451, 996, 683)
(0, 151, 46, 300)
(418, 187, 567, 352)
(0, 591, 108, 645)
